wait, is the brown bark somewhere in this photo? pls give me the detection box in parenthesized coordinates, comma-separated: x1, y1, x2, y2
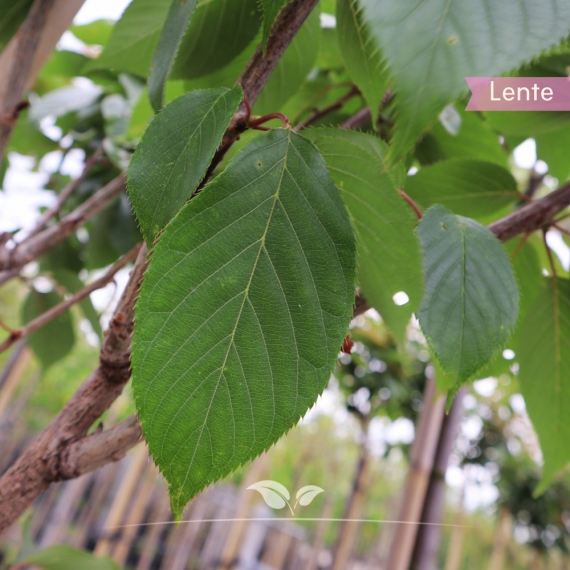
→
(0, 245, 140, 354)
(0, 0, 56, 163)
(0, 0, 86, 163)
(206, 0, 321, 176)
(0, 245, 147, 534)
(488, 182, 570, 242)
(0, 174, 126, 279)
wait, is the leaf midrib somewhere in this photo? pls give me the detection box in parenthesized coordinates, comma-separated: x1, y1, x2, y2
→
(174, 132, 291, 499)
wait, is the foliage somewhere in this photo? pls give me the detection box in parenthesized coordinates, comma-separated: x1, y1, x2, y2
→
(1, 0, 570, 524)
(19, 544, 119, 570)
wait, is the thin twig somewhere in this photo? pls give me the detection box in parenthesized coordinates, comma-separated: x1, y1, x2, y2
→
(26, 145, 104, 239)
(553, 223, 570, 237)
(0, 173, 126, 283)
(341, 106, 371, 130)
(294, 85, 360, 132)
(510, 231, 532, 261)
(399, 190, 423, 219)
(203, 0, 320, 180)
(0, 244, 141, 355)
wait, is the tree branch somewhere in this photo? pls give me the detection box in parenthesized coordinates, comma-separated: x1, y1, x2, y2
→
(0, 173, 126, 282)
(0, 0, 56, 163)
(0, 0, 86, 164)
(26, 145, 105, 239)
(294, 85, 360, 132)
(60, 415, 142, 479)
(0, 244, 147, 534)
(488, 182, 570, 242)
(0, 0, 321, 535)
(0, 244, 141, 355)
(205, 0, 320, 178)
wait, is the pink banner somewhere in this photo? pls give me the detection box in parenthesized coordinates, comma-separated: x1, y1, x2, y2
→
(465, 77, 570, 111)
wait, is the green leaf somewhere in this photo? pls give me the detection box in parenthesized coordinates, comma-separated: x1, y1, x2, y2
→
(128, 87, 243, 244)
(85, 195, 142, 270)
(132, 129, 356, 518)
(415, 105, 508, 168)
(71, 20, 114, 46)
(405, 159, 519, 221)
(361, 0, 570, 161)
(260, 0, 289, 50)
(253, 8, 320, 116)
(518, 278, 570, 495)
(535, 125, 570, 183)
(36, 51, 90, 94)
(337, 0, 389, 126)
(87, 0, 171, 77)
(308, 129, 422, 343)
(29, 84, 103, 122)
(473, 238, 542, 382)
(22, 545, 119, 570)
(417, 205, 519, 383)
(22, 289, 75, 369)
(485, 111, 570, 138)
(8, 110, 59, 158)
(170, 0, 261, 80)
(148, 0, 198, 112)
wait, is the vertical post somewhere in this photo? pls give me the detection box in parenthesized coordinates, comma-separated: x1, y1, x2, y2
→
(386, 373, 446, 570)
(332, 421, 372, 570)
(410, 387, 466, 569)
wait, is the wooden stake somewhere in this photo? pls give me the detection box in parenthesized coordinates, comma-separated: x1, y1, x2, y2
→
(94, 445, 148, 557)
(386, 374, 446, 570)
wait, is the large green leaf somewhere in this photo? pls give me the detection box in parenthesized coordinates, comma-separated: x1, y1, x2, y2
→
(308, 129, 422, 343)
(415, 106, 508, 168)
(417, 205, 519, 383)
(405, 159, 519, 221)
(535, 125, 570, 183)
(22, 289, 75, 369)
(253, 9, 320, 116)
(337, 0, 389, 126)
(170, 0, 261, 80)
(128, 87, 242, 244)
(71, 20, 114, 46)
(148, 0, 198, 112)
(260, 0, 289, 50)
(132, 129, 356, 518)
(22, 545, 119, 570)
(472, 238, 542, 384)
(518, 278, 570, 495)
(87, 0, 170, 77)
(361, 0, 570, 161)
(485, 111, 570, 138)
